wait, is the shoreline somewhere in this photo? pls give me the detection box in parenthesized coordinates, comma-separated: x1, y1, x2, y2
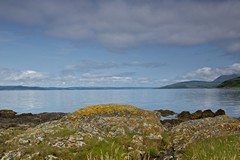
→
(0, 107, 236, 130)
(0, 105, 240, 159)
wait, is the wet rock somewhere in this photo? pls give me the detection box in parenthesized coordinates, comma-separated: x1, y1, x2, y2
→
(215, 109, 225, 116)
(155, 109, 176, 117)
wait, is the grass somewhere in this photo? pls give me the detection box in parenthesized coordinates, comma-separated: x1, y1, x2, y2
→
(53, 128, 76, 137)
(182, 134, 240, 160)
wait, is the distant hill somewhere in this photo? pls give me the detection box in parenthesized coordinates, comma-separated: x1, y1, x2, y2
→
(217, 77, 240, 88)
(213, 74, 240, 83)
(0, 86, 151, 91)
(159, 74, 240, 89)
(0, 86, 47, 90)
(160, 81, 219, 89)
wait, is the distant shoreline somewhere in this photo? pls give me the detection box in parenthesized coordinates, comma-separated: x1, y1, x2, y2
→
(0, 86, 154, 91)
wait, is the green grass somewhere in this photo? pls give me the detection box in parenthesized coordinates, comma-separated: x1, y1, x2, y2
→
(182, 135, 240, 160)
(52, 128, 76, 137)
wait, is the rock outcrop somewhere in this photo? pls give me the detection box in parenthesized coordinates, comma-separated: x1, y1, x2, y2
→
(171, 116, 240, 152)
(0, 104, 166, 160)
(0, 110, 67, 130)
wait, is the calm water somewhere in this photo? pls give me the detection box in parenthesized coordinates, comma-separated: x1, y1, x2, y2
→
(0, 89, 240, 117)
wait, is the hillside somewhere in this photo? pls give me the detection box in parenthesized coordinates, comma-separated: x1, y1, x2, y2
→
(160, 81, 218, 89)
(159, 74, 240, 89)
(217, 77, 240, 88)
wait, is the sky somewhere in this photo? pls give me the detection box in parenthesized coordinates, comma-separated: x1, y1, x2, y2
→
(0, 0, 240, 87)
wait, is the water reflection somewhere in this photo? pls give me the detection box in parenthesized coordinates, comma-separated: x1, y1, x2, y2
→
(0, 89, 239, 117)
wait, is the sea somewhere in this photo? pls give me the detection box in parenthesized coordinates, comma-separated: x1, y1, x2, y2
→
(0, 89, 240, 117)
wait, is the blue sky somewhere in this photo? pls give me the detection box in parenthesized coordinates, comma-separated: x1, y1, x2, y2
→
(0, 0, 240, 87)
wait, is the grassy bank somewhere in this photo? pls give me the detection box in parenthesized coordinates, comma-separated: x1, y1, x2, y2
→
(182, 135, 240, 160)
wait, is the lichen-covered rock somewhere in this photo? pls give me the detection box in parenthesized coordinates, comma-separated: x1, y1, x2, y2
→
(0, 104, 165, 159)
(171, 115, 240, 152)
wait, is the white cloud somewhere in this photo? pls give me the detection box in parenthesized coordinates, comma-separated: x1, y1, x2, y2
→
(0, 69, 49, 85)
(183, 63, 240, 81)
(0, 0, 240, 49)
(0, 68, 158, 87)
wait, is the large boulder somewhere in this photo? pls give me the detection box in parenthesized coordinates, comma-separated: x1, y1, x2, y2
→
(190, 110, 203, 119)
(202, 109, 215, 118)
(0, 104, 167, 159)
(177, 111, 191, 119)
(215, 109, 225, 116)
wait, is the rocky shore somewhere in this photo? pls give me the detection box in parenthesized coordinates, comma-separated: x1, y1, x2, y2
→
(0, 105, 239, 160)
(0, 110, 67, 130)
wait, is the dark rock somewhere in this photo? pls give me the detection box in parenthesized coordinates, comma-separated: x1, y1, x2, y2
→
(0, 111, 67, 129)
(0, 110, 17, 118)
(215, 109, 225, 116)
(202, 109, 215, 118)
(177, 111, 191, 119)
(161, 119, 183, 128)
(155, 109, 176, 117)
(191, 110, 203, 119)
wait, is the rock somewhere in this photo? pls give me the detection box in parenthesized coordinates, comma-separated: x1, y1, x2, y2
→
(19, 138, 30, 145)
(0, 111, 67, 129)
(155, 109, 176, 117)
(53, 141, 65, 148)
(0, 110, 17, 118)
(146, 133, 162, 140)
(1, 150, 21, 160)
(215, 109, 225, 116)
(161, 119, 183, 129)
(191, 110, 203, 119)
(202, 109, 215, 118)
(77, 141, 86, 147)
(45, 155, 58, 160)
(177, 111, 191, 119)
(0, 104, 165, 159)
(171, 116, 240, 152)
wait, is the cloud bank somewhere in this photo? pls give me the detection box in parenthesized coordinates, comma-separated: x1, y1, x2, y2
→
(0, 0, 240, 49)
(183, 63, 240, 81)
(0, 68, 159, 87)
